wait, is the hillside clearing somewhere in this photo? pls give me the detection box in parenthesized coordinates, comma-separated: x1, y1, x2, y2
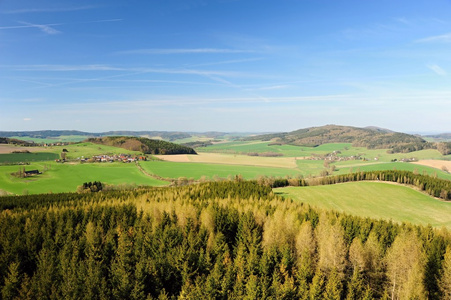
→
(278, 182, 451, 228)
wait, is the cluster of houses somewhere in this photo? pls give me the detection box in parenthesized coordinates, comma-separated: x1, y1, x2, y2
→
(80, 154, 147, 163)
(306, 151, 369, 162)
(43, 142, 69, 147)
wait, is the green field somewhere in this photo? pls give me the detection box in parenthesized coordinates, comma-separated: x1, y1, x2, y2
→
(278, 182, 451, 228)
(332, 161, 451, 180)
(0, 162, 167, 195)
(0, 152, 59, 163)
(139, 160, 302, 180)
(1, 140, 449, 196)
(198, 140, 446, 160)
(44, 142, 142, 159)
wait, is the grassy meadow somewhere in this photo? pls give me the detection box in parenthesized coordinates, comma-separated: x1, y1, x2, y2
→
(0, 152, 59, 163)
(139, 160, 302, 180)
(278, 181, 451, 228)
(0, 162, 167, 195)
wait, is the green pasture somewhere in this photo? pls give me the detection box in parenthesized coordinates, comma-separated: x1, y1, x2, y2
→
(44, 142, 142, 159)
(197, 141, 345, 157)
(278, 182, 451, 228)
(0, 152, 59, 163)
(198, 141, 445, 161)
(332, 161, 451, 180)
(0, 162, 168, 195)
(139, 160, 302, 180)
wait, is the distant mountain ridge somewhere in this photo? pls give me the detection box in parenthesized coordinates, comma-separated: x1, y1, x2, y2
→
(244, 125, 432, 153)
(0, 130, 192, 141)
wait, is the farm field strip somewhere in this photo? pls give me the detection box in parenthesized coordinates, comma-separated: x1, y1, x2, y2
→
(278, 182, 451, 228)
(155, 153, 299, 168)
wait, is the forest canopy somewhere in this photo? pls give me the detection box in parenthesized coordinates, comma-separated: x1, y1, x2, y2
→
(1, 180, 451, 299)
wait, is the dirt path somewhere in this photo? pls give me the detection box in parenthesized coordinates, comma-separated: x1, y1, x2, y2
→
(135, 162, 170, 182)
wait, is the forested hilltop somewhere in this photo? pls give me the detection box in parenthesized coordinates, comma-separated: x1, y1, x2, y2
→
(86, 136, 197, 155)
(245, 125, 440, 153)
(1, 180, 451, 299)
(0, 138, 34, 146)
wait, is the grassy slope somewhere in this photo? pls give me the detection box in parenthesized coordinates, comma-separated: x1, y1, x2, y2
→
(44, 142, 142, 159)
(0, 162, 167, 195)
(333, 161, 451, 180)
(139, 160, 302, 180)
(278, 182, 451, 228)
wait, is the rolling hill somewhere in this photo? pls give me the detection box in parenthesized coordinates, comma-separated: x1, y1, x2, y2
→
(86, 136, 197, 155)
(245, 124, 432, 153)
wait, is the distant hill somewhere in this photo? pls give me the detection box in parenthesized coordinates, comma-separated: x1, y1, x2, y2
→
(0, 130, 95, 138)
(426, 133, 451, 141)
(87, 136, 197, 155)
(0, 137, 34, 146)
(0, 130, 247, 142)
(244, 125, 432, 153)
(0, 130, 191, 141)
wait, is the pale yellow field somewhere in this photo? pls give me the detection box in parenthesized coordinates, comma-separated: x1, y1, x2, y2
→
(155, 153, 299, 168)
(412, 159, 451, 171)
(0, 144, 47, 154)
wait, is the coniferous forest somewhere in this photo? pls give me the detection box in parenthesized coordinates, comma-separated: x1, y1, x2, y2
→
(1, 180, 451, 299)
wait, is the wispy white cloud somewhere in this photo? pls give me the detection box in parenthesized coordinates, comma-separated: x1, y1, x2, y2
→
(8, 64, 251, 78)
(426, 64, 447, 76)
(2, 6, 96, 14)
(0, 19, 121, 34)
(245, 85, 290, 91)
(0, 22, 61, 31)
(116, 48, 254, 55)
(18, 21, 60, 34)
(186, 57, 264, 67)
(23, 118, 32, 121)
(416, 33, 451, 43)
(12, 64, 124, 71)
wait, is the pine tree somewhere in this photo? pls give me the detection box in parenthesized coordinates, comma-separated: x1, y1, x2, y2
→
(324, 267, 342, 300)
(385, 230, 427, 300)
(439, 246, 451, 298)
(1, 262, 21, 300)
(309, 269, 325, 300)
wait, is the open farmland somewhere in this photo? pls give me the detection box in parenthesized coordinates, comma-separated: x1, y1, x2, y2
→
(333, 161, 451, 180)
(47, 142, 143, 159)
(196, 141, 353, 157)
(139, 160, 302, 180)
(0, 152, 59, 163)
(0, 162, 167, 195)
(278, 181, 451, 228)
(0, 144, 48, 154)
(413, 159, 451, 172)
(155, 152, 299, 168)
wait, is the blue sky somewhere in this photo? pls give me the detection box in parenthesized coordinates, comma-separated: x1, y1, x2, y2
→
(1, 0, 450, 133)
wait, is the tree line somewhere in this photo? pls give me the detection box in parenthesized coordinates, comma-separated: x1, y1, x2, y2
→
(1, 181, 451, 299)
(264, 170, 451, 201)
